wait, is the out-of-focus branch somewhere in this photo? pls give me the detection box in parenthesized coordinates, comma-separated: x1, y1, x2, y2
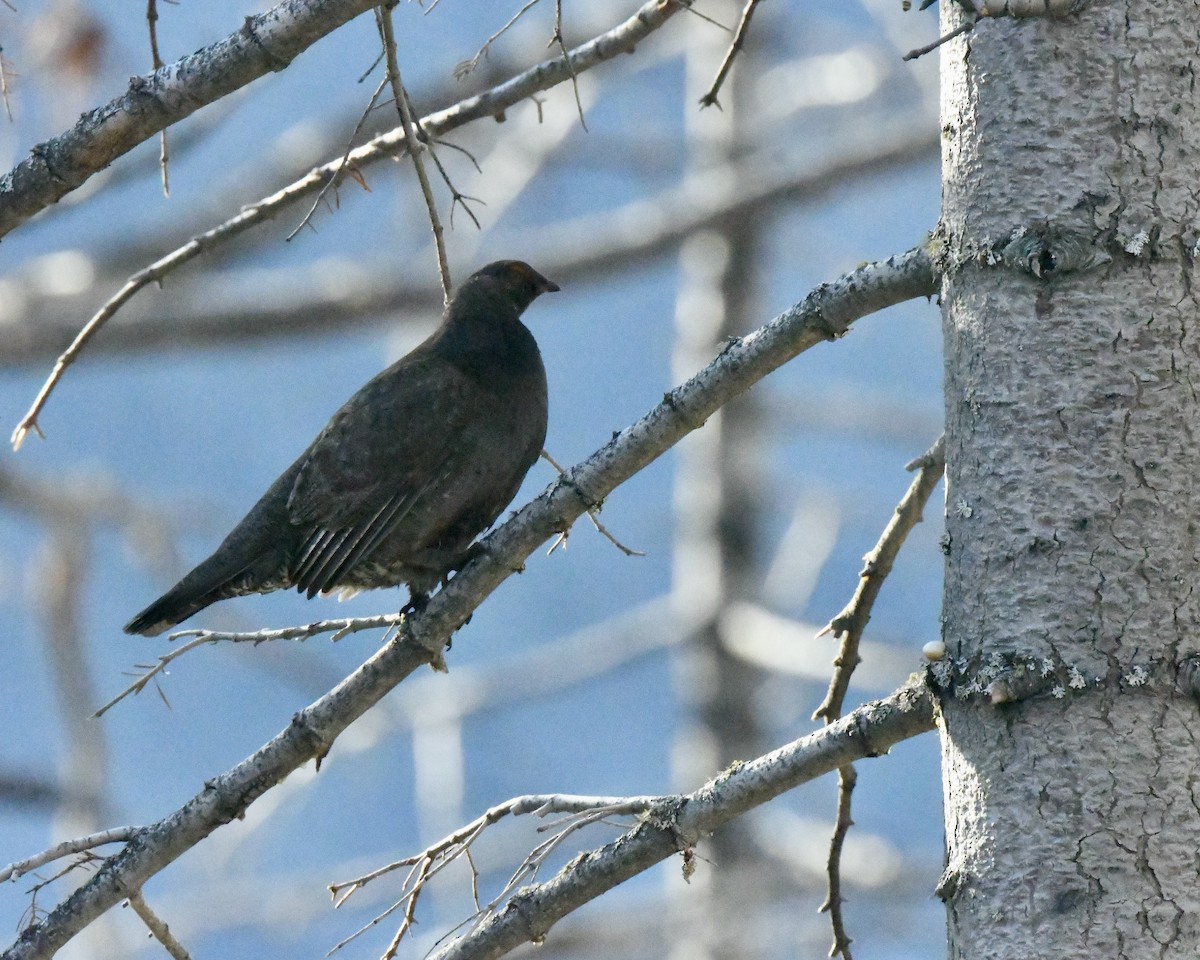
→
(1, 246, 937, 960)
(0, 112, 936, 369)
(425, 683, 935, 960)
(0, 0, 385, 238)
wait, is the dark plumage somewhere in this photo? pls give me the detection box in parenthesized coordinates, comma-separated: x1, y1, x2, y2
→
(125, 260, 558, 637)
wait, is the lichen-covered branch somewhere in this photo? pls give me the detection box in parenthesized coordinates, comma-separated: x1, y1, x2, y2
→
(427, 684, 935, 960)
(0, 0, 385, 238)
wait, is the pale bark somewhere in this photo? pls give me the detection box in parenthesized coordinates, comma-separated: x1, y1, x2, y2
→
(429, 684, 935, 960)
(938, 2, 1200, 956)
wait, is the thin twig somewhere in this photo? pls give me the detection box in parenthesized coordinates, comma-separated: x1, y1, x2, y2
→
(402, 88, 484, 230)
(330, 794, 652, 955)
(679, 4, 732, 31)
(699, 0, 764, 108)
(454, 0, 541, 80)
(287, 75, 390, 240)
(540, 450, 645, 557)
(92, 636, 216, 718)
(8, 0, 687, 449)
(146, 0, 170, 195)
(94, 613, 408, 719)
(0, 828, 141, 884)
(550, 0, 588, 130)
(377, 7, 451, 304)
(126, 892, 192, 960)
(814, 434, 945, 722)
(811, 434, 945, 960)
(820, 764, 858, 960)
(902, 17, 975, 61)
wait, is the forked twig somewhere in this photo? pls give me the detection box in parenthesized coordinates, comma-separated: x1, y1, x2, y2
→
(454, 0, 541, 80)
(327, 794, 656, 955)
(287, 75, 390, 240)
(540, 450, 645, 557)
(401, 88, 485, 230)
(812, 434, 945, 959)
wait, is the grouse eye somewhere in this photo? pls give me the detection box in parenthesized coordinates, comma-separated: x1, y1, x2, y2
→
(506, 262, 535, 290)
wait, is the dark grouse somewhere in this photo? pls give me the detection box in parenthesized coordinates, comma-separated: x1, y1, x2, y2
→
(125, 260, 557, 636)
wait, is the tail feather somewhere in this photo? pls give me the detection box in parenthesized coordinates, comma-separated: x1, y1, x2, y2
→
(124, 554, 254, 637)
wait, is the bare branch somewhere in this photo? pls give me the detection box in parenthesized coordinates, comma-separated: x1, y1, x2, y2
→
(811, 434, 944, 958)
(0, 0, 392, 238)
(814, 434, 945, 722)
(699, 0, 765, 108)
(0, 828, 141, 885)
(125, 893, 192, 960)
(820, 764, 858, 960)
(146, 0, 171, 196)
(903, 0, 1089, 61)
(902, 18, 975, 61)
(425, 684, 935, 960)
(330, 794, 658, 954)
(2, 247, 937, 960)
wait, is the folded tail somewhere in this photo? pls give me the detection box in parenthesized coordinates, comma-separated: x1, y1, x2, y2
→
(124, 552, 254, 637)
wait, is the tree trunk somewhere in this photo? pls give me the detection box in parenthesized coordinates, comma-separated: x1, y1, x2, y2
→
(939, 2, 1200, 956)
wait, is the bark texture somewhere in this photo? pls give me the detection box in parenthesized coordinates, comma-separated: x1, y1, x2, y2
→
(939, 2, 1200, 956)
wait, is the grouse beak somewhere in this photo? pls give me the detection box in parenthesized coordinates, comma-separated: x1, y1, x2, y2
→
(539, 276, 560, 294)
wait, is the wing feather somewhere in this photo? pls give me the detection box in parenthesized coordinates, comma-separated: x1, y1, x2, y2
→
(285, 357, 479, 593)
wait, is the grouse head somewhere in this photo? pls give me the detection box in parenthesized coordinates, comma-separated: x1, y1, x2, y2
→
(466, 260, 560, 315)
